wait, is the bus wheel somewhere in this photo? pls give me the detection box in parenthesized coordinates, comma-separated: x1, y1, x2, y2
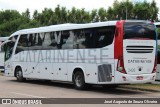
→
(102, 85, 118, 90)
(16, 68, 25, 82)
(73, 71, 86, 90)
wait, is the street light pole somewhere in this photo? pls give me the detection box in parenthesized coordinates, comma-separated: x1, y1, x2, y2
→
(126, 6, 127, 20)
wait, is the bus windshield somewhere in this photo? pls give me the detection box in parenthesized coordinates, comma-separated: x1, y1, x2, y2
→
(4, 41, 15, 61)
(124, 22, 156, 40)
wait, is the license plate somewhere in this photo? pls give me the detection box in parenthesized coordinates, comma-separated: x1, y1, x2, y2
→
(136, 76, 143, 80)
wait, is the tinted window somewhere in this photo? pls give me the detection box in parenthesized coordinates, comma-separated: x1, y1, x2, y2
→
(49, 32, 57, 47)
(41, 33, 51, 49)
(4, 41, 15, 61)
(61, 31, 75, 49)
(75, 29, 94, 49)
(14, 26, 115, 51)
(95, 27, 115, 48)
(9, 35, 18, 42)
(156, 25, 160, 40)
(124, 22, 156, 40)
(16, 34, 28, 54)
(27, 33, 43, 50)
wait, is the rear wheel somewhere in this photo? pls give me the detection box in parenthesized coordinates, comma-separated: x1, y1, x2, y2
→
(16, 68, 25, 82)
(73, 71, 86, 90)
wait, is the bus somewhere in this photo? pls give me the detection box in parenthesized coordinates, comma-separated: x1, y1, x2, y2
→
(0, 37, 9, 72)
(4, 20, 157, 90)
(154, 22, 160, 80)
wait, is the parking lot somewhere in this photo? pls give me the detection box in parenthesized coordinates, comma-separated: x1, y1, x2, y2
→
(0, 75, 160, 107)
(0, 75, 160, 98)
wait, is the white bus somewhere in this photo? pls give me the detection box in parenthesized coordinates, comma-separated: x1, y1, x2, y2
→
(154, 22, 160, 80)
(0, 37, 9, 72)
(4, 20, 157, 89)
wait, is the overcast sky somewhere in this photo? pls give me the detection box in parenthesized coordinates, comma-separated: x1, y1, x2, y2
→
(0, 0, 159, 16)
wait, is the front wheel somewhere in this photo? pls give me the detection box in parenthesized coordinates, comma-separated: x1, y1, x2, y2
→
(16, 68, 26, 82)
(73, 71, 86, 90)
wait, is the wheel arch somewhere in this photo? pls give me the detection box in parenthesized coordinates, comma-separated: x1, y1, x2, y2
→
(72, 67, 85, 82)
(14, 65, 22, 77)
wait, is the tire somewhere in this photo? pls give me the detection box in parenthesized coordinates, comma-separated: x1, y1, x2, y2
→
(73, 71, 86, 90)
(102, 84, 118, 90)
(15, 67, 26, 82)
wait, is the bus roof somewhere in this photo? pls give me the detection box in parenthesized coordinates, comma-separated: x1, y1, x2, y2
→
(10, 21, 117, 36)
(10, 20, 150, 37)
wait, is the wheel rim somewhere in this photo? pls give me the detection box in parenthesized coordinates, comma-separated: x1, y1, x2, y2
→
(17, 70, 22, 79)
(75, 75, 82, 87)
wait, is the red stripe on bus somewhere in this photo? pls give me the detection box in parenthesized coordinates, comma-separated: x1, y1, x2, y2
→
(114, 20, 125, 59)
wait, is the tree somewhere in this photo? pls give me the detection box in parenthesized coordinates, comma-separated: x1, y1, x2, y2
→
(91, 9, 98, 22)
(22, 8, 30, 19)
(0, 10, 22, 36)
(0, 0, 159, 37)
(98, 8, 107, 21)
(150, 0, 159, 21)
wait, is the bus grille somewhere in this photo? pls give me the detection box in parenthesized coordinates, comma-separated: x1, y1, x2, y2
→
(126, 46, 154, 53)
(98, 64, 112, 82)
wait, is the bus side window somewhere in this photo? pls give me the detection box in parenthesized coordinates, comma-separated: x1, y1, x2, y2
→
(61, 31, 74, 49)
(27, 33, 43, 50)
(84, 29, 94, 48)
(75, 30, 86, 49)
(42, 32, 52, 50)
(95, 27, 115, 48)
(74, 29, 94, 49)
(49, 32, 57, 48)
(9, 35, 18, 42)
(16, 35, 28, 54)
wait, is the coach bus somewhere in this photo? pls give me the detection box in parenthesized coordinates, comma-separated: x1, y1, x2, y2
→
(154, 22, 160, 80)
(0, 37, 9, 72)
(4, 20, 157, 89)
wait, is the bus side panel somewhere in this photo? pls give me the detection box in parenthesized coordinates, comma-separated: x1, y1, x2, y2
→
(12, 51, 35, 78)
(156, 64, 160, 80)
(85, 63, 98, 84)
(85, 45, 115, 84)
